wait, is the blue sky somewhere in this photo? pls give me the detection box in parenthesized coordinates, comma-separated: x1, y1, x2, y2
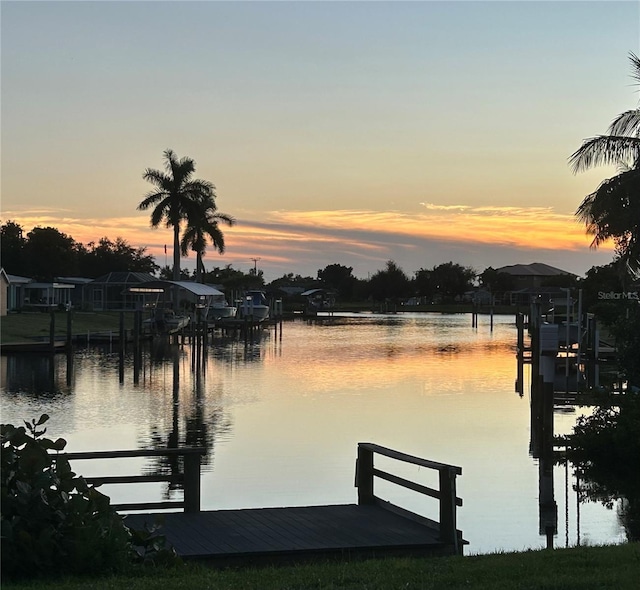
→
(2, 1, 639, 280)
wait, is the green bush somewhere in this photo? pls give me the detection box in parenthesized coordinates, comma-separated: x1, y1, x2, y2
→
(1, 415, 133, 578)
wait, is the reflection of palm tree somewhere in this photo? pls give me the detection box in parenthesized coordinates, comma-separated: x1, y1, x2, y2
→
(142, 343, 232, 499)
(569, 53, 640, 273)
(138, 149, 218, 282)
(181, 198, 235, 283)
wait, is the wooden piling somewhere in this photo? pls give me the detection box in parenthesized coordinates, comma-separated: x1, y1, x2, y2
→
(49, 311, 55, 350)
(66, 309, 73, 350)
(355, 445, 375, 505)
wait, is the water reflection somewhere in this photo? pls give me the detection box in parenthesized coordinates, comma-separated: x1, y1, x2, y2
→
(521, 327, 636, 549)
(1, 353, 72, 397)
(0, 313, 626, 554)
(142, 343, 231, 499)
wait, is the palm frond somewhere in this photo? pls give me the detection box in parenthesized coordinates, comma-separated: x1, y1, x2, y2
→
(209, 212, 236, 226)
(630, 51, 640, 86)
(569, 135, 640, 173)
(575, 167, 640, 249)
(137, 190, 167, 211)
(142, 169, 171, 190)
(608, 109, 640, 137)
(150, 197, 172, 227)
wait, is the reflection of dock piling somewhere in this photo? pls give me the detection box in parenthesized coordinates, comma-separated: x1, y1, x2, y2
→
(519, 300, 618, 549)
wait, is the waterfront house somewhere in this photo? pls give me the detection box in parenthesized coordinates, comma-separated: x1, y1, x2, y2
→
(86, 272, 157, 311)
(4, 273, 31, 311)
(0, 268, 9, 316)
(23, 280, 75, 310)
(496, 263, 577, 306)
(55, 277, 94, 310)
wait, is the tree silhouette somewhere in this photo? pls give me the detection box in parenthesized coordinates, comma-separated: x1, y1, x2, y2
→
(138, 149, 221, 282)
(569, 52, 640, 274)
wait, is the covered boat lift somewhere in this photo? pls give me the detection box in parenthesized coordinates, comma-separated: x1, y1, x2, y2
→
(129, 281, 227, 333)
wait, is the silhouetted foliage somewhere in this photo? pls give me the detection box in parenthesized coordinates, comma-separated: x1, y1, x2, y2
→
(80, 237, 159, 277)
(202, 264, 264, 292)
(368, 260, 411, 302)
(579, 259, 631, 310)
(139, 149, 231, 283)
(24, 227, 83, 280)
(560, 395, 640, 541)
(479, 267, 516, 303)
(0, 220, 26, 273)
(1, 415, 179, 579)
(317, 264, 357, 299)
(1, 415, 131, 577)
(268, 273, 317, 289)
(610, 304, 640, 387)
(570, 52, 640, 275)
(415, 262, 476, 303)
(0, 221, 158, 280)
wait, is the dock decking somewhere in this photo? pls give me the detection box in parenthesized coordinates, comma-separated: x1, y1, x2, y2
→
(125, 503, 457, 564)
(61, 443, 464, 565)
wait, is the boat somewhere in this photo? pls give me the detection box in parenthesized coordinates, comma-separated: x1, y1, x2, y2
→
(236, 290, 270, 322)
(207, 296, 237, 321)
(301, 288, 335, 316)
(144, 308, 190, 335)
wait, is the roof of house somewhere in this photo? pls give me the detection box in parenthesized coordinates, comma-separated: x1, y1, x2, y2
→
(90, 272, 158, 284)
(129, 280, 224, 297)
(496, 263, 576, 277)
(55, 277, 94, 285)
(5, 273, 32, 284)
(26, 282, 75, 290)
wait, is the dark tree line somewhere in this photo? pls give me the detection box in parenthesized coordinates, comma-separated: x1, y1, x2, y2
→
(0, 221, 158, 280)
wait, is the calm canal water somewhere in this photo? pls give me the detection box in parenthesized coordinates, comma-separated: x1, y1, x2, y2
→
(0, 312, 626, 554)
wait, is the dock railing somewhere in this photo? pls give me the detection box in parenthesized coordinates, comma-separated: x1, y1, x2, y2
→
(355, 442, 462, 552)
(56, 447, 206, 513)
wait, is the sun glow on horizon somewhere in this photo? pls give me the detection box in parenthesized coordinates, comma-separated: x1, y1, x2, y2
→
(2, 203, 613, 277)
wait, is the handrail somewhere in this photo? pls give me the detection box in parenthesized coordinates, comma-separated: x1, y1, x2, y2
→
(359, 442, 462, 474)
(355, 442, 462, 552)
(53, 447, 206, 513)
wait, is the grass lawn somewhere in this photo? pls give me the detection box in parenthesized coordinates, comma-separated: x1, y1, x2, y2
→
(1, 311, 136, 344)
(4, 543, 640, 590)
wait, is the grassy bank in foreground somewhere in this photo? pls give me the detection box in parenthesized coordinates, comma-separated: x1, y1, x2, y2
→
(5, 544, 640, 590)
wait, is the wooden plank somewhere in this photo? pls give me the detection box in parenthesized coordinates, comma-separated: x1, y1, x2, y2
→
(61, 447, 206, 460)
(124, 504, 452, 562)
(114, 501, 183, 512)
(359, 443, 462, 474)
(372, 468, 441, 500)
(87, 474, 181, 485)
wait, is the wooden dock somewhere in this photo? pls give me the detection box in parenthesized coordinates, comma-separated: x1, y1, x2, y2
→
(124, 503, 457, 565)
(60, 443, 465, 565)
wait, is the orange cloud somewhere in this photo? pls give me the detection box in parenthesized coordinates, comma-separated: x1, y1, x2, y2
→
(2, 203, 613, 275)
(268, 206, 606, 251)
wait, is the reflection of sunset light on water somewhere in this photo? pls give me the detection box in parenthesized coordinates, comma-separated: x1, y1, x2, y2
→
(0, 314, 625, 554)
(261, 315, 517, 397)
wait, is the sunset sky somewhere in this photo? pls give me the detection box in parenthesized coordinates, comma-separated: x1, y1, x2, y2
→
(2, 1, 638, 281)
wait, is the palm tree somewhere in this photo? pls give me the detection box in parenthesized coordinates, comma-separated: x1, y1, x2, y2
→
(569, 52, 640, 274)
(138, 149, 218, 282)
(181, 197, 235, 283)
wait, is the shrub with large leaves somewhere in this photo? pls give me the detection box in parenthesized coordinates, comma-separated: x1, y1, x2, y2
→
(1, 415, 131, 577)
